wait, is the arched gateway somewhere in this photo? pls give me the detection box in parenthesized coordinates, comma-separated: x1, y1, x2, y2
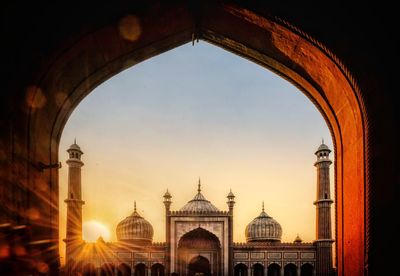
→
(188, 256, 211, 276)
(178, 227, 221, 276)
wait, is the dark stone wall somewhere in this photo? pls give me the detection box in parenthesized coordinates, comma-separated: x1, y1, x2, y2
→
(0, 2, 397, 275)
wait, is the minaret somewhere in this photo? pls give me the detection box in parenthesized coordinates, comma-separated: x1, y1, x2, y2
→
(163, 189, 172, 275)
(64, 140, 85, 269)
(314, 141, 334, 276)
(226, 189, 235, 276)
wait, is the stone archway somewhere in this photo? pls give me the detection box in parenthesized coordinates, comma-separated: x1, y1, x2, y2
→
(234, 263, 248, 276)
(117, 263, 131, 276)
(253, 263, 264, 276)
(151, 263, 165, 276)
(3, 2, 370, 275)
(284, 263, 297, 276)
(178, 227, 221, 276)
(188, 256, 211, 276)
(300, 263, 313, 276)
(134, 263, 146, 276)
(267, 263, 280, 276)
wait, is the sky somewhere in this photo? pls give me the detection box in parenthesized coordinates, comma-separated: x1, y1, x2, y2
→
(58, 42, 334, 262)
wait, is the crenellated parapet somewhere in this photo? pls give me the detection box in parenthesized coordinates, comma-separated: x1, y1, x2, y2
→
(233, 241, 314, 249)
(169, 210, 229, 216)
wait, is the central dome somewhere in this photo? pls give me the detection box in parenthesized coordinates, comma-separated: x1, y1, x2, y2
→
(245, 203, 282, 242)
(180, 181, 219, 212)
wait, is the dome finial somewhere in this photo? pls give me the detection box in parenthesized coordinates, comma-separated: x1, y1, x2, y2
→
(198, 178, 201, 193)
(262, 201, 265, 212)
(322, 137, 324, 144)
(134, 201, 136, 212)
(74, 137, 77, 144)
(294, 233, 302, 243)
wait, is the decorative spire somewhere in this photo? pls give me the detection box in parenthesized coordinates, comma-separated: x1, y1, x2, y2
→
(74, 137, 77, 144)
(294, 233, 302, 243)
(197, 178, 201, 193)
(134, 201, 136, 212)
(164, 189, 171, 198)
(262, 201, 265, 212)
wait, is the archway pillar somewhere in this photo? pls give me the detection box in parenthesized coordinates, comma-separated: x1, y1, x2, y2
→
(13, 2, 366, 275)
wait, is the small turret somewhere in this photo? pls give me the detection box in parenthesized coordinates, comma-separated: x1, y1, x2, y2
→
(163, 189, 172, 211)
(227, 189, 235, 212)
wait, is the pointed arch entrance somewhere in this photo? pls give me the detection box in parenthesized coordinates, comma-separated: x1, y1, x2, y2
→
(188, 256, 211, 276)
(178, 227, 221, 276)
(16, 2, 368, 275)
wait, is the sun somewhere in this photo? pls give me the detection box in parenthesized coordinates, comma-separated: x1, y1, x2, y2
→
(82, 220, 111, 242)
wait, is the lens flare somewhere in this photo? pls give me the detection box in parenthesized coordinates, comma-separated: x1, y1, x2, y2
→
(118, 15, 141, 42)
(82, 221, 110, 242)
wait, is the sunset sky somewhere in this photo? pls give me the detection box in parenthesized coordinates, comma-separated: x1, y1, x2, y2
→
(58, 42, 334, 262)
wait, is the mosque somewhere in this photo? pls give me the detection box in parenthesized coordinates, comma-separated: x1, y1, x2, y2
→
(63, 142, 334, 276)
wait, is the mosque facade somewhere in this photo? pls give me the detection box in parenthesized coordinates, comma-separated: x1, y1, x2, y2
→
(63, 142, 334, 276)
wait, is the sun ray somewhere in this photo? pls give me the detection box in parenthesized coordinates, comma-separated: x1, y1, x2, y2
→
(82, 221, 110, 242)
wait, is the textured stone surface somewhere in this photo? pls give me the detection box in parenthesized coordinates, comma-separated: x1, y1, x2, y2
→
(0, 1, 397, 275)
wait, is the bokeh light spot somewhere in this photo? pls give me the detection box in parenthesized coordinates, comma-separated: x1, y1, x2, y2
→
(37, 262, 49, 273)
(26, 208, 40, 220)
(13, 245, 27, 256)
(0, 245, 10, 258)
(118, 15, 142, 42)
(25, 85, 47, 109)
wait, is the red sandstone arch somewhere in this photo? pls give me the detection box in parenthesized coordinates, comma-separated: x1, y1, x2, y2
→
(178, 228, 221, 275)
(24, 2, 366, 275)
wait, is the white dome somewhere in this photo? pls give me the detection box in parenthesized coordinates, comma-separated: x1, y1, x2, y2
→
(180, 182, 219, 213)
(245, 205, 282, 242)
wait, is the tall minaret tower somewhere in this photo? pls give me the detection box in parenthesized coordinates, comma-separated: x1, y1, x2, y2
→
(227, 189, 235, 276)
(163, 189, 172, 275)
(314, 141, 334, 276)
(64, 140, 85, 269)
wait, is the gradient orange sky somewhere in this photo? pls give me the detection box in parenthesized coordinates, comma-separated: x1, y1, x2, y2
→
(58, 42, 334, 263)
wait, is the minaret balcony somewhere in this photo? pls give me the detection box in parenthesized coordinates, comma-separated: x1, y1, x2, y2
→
(313, 199, 334, 205)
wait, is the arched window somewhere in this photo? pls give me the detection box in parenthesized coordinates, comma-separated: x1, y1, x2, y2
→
(253, 263, 264, 276)
(234, 263, 248, 276)
(135, 263, 146, 276)
(151, 263, 165, 276)
(267, 263, 280, 276)
(284, 263, 297, 276)
(300, 263, 313, 276)
(117, 263, 131, 276)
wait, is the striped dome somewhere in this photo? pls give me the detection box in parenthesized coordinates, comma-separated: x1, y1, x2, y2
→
(180, 181, 219, 213)
(245, 203, 282, 242)
(116, 203, 153, 244)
